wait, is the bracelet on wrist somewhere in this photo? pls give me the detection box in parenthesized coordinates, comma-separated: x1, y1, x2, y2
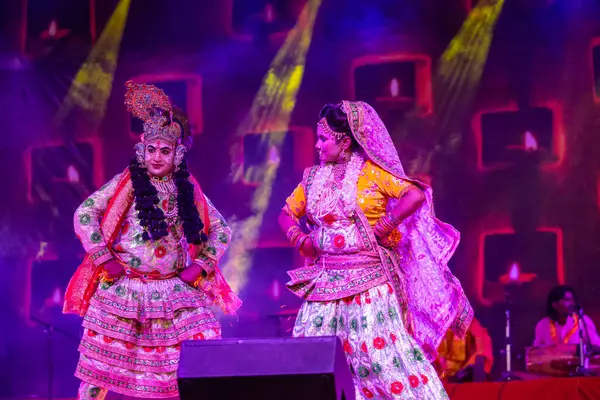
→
(295, 234, 309, 250)
(375, 214, 402, 237)
(286, 225, 301, 241)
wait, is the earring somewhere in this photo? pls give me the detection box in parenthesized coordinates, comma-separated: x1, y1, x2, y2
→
(340, 150, 350, 162)
(174, 144, 186, 167)
(134, 142, 145, 165)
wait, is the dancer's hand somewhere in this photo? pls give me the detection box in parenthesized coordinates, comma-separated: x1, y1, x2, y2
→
(102, 260, 125, 280)
(375, 234, 393, 248)
(179, 264, 203, 286)
(299, 237, 317, 258)
(375, 229, 402, 249)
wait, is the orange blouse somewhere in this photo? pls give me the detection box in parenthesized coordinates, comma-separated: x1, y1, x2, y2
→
(285, 160, 413, 225)
(436, 318, 494, 378)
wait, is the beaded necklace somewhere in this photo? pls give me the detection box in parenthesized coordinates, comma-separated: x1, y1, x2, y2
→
(150, 174, 178, 219)
(307, 152, 363, 219)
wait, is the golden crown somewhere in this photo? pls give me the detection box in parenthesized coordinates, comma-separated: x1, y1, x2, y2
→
(124, 80, 182, 144)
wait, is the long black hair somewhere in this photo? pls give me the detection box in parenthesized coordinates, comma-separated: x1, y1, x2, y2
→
(129, 109, 206, 245)
(546, 285, 577, 321)
(319, 103, 361, 152)
(174, 158, 207, 244)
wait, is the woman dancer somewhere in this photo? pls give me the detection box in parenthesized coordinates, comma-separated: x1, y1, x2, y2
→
(279, 101, 472, 399)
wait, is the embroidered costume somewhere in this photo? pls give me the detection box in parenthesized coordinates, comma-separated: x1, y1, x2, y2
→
(64, 81, 240, 399)
(283, 101, 472, 399)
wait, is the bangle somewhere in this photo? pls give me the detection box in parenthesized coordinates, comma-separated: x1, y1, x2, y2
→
(286, 225, 300, 240)
(295, 234, 309, 250)
(286, 225, 304, 246)
(374, 217, 392, 236)
(375, 214, 402, 237)
(388, 212, 403, 226)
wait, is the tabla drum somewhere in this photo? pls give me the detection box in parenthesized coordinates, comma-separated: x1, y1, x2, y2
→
(526, 344, 600, 376)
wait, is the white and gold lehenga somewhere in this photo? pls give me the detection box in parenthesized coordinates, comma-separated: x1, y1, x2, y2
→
(283, 101, 473, 399)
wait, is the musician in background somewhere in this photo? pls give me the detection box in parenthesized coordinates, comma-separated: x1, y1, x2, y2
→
(534, 285, 600, 347)
(435, 317, 494, 382)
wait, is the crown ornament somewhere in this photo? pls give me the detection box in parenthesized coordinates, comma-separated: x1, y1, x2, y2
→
(124, 80, 182, 144)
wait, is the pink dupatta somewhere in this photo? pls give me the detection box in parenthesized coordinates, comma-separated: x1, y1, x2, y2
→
(342, 101, 473, 360)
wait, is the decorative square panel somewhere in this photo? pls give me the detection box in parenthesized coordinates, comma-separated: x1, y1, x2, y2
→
(473, 103, 564, 171)
(590, 38, 600, 103)
(25, 139, 103, 203)
(25, 0, 92, 57)
(28, 257, 83, 333)
(23, 253, 82, 396)
(25, 140, 103, 244)
(351, 54, 432, 133)
(478, 228, 564, 305)
(127, 73, 203, 138)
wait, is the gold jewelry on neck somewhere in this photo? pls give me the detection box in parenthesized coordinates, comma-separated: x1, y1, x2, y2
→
(151, 174, 171, 182)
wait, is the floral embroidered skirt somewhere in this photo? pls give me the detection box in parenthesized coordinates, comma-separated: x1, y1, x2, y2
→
(76, 276, 221, 398)
(293, 283, 448, 400)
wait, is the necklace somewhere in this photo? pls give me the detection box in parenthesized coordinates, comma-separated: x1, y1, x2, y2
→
(149, 176, 178, 220)
(332, 162, 347, 187)
(307, 153, 363, 219)
(151, 174, 171, 182)
(150, 175, 176, 196)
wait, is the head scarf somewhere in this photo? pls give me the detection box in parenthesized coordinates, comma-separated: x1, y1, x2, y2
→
(341, 100, 473, 357)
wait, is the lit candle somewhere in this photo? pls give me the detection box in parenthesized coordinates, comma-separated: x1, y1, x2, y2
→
(264, 3, 275, 23)
(270, 279, 281, 300)
(375, 77, 412, 115)
(52, 287, 62, 305)
(48, 20, 58, 37)
(41, 19, 70, 40)
(500, 261, 537, 285)
(523, 131, 538, 152)
(67, 165, 80, 183)
(508, 262, 520, 283)
(389, 78, 400, 98)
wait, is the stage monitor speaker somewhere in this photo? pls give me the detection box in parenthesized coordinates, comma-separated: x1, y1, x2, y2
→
(178, 336, 355, 400)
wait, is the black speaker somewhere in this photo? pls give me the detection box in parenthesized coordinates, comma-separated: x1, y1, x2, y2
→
(178, 336, 355, 400)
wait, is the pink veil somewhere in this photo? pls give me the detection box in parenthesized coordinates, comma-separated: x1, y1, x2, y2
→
(342, 100, 473, 359)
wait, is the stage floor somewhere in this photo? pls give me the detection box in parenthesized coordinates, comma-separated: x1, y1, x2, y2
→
(444, 377, 600, 399)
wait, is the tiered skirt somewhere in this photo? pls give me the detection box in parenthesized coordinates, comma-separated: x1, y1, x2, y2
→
(76, 276, 221, 398)
(293, 283, 448, 400)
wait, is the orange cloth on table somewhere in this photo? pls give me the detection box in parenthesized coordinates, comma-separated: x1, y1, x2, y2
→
(284, 159, 413, 225)
(436, 318, 494, 378)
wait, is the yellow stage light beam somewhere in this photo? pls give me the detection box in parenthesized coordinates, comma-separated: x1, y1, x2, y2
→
(223, 0, 322, 293)
(434, 0, 505, 145)
(55, 0, 131, 129)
